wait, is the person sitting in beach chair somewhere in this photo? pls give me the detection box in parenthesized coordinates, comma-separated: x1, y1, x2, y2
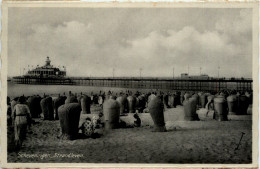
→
(205, 97, 214, 111)
(12, 96, 32, 149)
(133, 113, 141, 127)
(94, 113, 104, 128)
(197, 98, 215, 120)
(92, 113, 104, 137)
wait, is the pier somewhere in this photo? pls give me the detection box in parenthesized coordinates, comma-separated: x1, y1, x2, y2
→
(11, 76, 253, 92)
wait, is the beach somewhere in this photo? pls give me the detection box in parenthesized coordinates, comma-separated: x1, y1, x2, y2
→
(7, 106, 252, 163)
(4, 4, 256, 167)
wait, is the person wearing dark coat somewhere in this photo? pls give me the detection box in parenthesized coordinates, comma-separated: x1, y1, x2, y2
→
(133, 113, 141, 127)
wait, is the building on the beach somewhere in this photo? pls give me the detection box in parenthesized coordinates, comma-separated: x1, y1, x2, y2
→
(26, 57, 66, 77)
(181, 73, 209, 79)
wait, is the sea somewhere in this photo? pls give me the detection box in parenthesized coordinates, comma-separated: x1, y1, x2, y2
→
(7, 81, 241, 99)
(7, 82, 153, 98)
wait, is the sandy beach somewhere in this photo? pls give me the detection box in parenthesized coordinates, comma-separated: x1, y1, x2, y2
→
(7, 106, 252, 164)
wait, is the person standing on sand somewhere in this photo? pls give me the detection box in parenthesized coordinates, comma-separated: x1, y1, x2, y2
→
(133, 113, 141, 127)
(7, 97, 12, 126)
(98, 95, 103, 108)
(205, 97, 214, 112)
(12, 96, 32, 149)
(200, 96, 215, 120)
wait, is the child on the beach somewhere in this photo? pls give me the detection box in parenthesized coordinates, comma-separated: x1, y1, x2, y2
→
(92, 113, 104, 135)
(80, 117, 94, 138)
(133, 113, 141, 127)
(80, 113, 104, 139)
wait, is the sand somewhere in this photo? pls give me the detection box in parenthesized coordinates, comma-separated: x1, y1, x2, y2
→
(7, 106, 252, 163)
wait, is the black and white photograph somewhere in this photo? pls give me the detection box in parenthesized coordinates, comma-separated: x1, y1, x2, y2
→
(1, 1, 259, 168)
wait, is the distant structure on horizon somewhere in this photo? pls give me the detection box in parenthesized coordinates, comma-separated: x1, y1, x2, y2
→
(11, 57, 75, 85)
(26, 57, 66, 78)
(180, 73, 209, 79)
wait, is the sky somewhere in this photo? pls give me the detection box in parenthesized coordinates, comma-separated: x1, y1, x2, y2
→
(8, 7, 252, 78)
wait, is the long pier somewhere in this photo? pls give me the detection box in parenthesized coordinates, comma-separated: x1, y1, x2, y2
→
(11, 76, 253, 92)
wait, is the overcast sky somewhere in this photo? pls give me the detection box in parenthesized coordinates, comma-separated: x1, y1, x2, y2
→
(8, 8, 252, 78)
